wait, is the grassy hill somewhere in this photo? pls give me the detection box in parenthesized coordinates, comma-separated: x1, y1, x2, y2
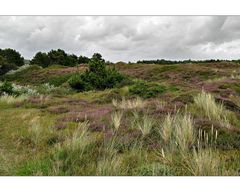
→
(0, 61, 240, 175)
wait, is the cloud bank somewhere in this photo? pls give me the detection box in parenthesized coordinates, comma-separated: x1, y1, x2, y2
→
(0, 16, 240, 62)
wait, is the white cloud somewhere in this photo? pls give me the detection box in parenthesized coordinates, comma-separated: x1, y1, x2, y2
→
(0, 16, 240, 62)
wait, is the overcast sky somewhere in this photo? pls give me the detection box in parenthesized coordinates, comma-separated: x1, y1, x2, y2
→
(0, 16, 240, 62)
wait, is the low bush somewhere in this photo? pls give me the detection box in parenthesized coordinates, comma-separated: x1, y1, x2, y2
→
(0, 81, 17, 96)
(0, 81, 39, 96)
(68, 73, 92, 91)
(129, 81, 166, 98)
(68, 54, 125, 91)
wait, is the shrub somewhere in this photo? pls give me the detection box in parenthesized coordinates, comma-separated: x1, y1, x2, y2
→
(0, 81, 38, 96)
(12, 83, 38, 96)
(68, 53, 125, 91)
(0, 81, 16, 96)
(68, 73, 92, 91)
(129, 81, 166, 98)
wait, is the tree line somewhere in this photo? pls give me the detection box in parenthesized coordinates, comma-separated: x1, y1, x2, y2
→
(30, 49, 91, 68)
(136, 59, 239, 65)
(0, 48, 91, 75)
(1, 48, 240, 76)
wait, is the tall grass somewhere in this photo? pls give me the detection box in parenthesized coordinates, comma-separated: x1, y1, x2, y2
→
(175, 114, 195, 152)
(194, 91, 230, 127)
(112, 97, 146, 110)
(135, 114, 155, 136)
(0, 94, 28, 105)
(111, 111, 123, 131)
(28, 116, 42, 146)
(160, 113, 174, 143)
(159, 112, 195, 152)
(197, 126, 218, 149)
(187, 148, 220, 176)
(51, 121, 91, 175)
(65, 121, 89, 151)
(96, 150, 121, 176)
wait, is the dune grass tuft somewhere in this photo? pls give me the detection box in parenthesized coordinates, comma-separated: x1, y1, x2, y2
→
(111, 111, 123, 131)
(159, 112, 195, 152)
(112, 97, 146, 110)
(193, 91, 230, 128)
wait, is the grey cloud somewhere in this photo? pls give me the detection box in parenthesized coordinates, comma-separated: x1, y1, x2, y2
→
(0, 16, 240, 62)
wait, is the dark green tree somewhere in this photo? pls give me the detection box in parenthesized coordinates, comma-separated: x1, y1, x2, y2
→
(92, 53, 105, 62)
(0, 48, 24, 66)
(48, 49, 68, 66)
(78, 55, 90, 64)
(30, 52, 50, 68)
(0, 55, 17, 75)
(65, 54, 78, 66)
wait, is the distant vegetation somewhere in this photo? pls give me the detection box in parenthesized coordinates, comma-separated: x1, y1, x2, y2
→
(136, 59, 240, 65)
(31, 49, 90, 67)
(0, 48, 24, 75)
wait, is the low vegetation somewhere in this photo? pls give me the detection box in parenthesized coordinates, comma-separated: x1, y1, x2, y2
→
(0, 50, 240, 176)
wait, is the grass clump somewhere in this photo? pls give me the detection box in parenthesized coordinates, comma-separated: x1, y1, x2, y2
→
(187, 148, 221, 176)
(193, 91, 230, 127)
(112, 97, 146, 110)
(111, 111, 123, 131)
(159, 112, 195, 152)
(175, 114, 195, 151)
(96, 150, 121, 176)
(134, 113, 155, 136)
(160, 113, 174, 143)
(51, 121, 93, 175)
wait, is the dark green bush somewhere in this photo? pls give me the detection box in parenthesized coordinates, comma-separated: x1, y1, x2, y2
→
(129, 81, 166, 98)
(68, 53, 125, 91)
(0, 81, 19, 96)
(68, 73, 92, 91)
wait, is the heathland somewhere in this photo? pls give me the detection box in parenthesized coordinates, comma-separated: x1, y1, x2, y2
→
(0, 49, 240, 175)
